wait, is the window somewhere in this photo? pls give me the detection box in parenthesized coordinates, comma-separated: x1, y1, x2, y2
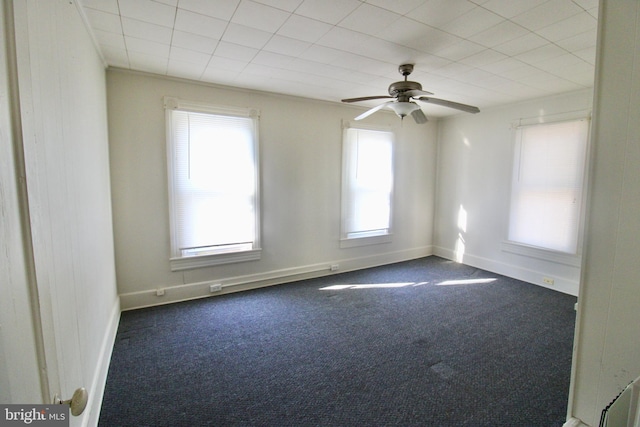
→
(341, 123, 394, 248)
(507, 117, 590, 254)
(165, 97, 260, 270)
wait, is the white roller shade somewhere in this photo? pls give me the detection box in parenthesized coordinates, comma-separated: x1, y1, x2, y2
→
(508, 119, 589, 253)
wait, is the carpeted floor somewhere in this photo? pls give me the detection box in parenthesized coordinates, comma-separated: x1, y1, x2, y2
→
(99, 256, 577, 426)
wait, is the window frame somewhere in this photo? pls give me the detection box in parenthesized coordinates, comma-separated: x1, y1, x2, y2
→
(164, 97, 261, 271)
(504, 111, 591, 259)
(340, 121, 395, 249)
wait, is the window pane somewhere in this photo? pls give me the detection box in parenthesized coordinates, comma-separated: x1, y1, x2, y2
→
(508, 119, 589, 253)
(343, 127, 394, 238)
(170, 109, 258, 257)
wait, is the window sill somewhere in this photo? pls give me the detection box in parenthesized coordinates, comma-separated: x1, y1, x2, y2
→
(500, 241, 581, 267)
(170, 248, 261, 271)
(340, 233, 392, 248)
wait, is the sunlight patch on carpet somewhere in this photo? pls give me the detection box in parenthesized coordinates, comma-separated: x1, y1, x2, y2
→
(436, 278, 497, 286)
(319, 281, 429, 290)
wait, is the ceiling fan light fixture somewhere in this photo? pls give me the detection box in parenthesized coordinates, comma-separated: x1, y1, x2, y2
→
(389, 101, 420, 118)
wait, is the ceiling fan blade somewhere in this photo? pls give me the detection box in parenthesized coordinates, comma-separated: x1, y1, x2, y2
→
(342, 95, 394, 103)
(411, 108, 428, 124)
(416, 97, 480, 114)
(406, 89, 433, 97)
(354, 101, 395, 120)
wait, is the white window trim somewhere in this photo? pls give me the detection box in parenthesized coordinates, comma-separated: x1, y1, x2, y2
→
(502, 109, 591, 262)
(170, 249, 262, 271)
(500, 241, 582, 267)
(340, 121, 395, 249)
(340, 233, 393, 248)
(164, 97, 261, 271)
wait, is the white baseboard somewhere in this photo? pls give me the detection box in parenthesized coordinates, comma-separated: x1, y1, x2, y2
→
(433, 246, 579, 296)
(563, 417, 589, 427)
(119, 246, 433, 310)
(83, 297, 121, 427)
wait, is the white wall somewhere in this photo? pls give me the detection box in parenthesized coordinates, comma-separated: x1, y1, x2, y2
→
(5, 1, 120, 425)
(433, 89, 593, 296)
(567, 0, 640, 425)
(107, 70, 437, 309)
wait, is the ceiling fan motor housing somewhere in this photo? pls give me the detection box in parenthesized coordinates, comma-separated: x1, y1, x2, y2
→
(388, 80, 422, 98)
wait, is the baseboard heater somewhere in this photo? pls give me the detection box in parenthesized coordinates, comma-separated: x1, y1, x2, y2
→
(600, 375, 640, 427)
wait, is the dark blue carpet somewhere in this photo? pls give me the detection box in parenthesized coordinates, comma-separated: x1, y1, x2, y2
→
(99, 256, 576, 426)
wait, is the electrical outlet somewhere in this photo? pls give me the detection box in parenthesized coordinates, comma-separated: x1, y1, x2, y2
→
(156, 289, 165, 296)
(543, 277, 555, 285)
(209, 283, 222, 293)
(330, 264, 339, 271)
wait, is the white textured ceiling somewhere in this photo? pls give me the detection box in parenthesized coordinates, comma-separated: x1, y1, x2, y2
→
(79, 0, 598, 117)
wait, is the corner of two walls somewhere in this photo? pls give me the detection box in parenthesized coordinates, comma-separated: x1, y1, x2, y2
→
(106, 70, 438, 310)
(432, 88, 594, 297)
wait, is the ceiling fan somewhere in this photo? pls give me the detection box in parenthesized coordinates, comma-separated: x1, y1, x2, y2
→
(341, 64, 480, 124)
